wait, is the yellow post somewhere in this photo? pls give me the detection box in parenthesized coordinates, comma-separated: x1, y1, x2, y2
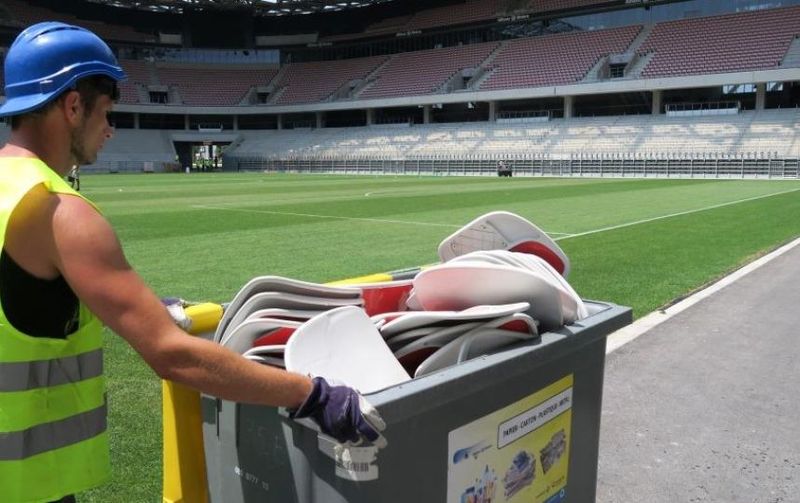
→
(162, 379, 207, 503)
(162, 303, 222, 503)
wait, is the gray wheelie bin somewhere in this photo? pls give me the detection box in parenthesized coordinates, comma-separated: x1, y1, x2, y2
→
(202, 299, 631, 503)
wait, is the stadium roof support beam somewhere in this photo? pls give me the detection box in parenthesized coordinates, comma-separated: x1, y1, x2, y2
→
(652, 90, 662, 115)
(755, 83, 766, 111)
(86, 0, 393, 15)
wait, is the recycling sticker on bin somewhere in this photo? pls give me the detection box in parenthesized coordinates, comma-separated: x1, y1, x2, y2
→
(447, 374, 573, 503)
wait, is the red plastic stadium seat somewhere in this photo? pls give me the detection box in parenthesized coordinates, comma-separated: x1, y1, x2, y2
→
(638, 5, 800, 77)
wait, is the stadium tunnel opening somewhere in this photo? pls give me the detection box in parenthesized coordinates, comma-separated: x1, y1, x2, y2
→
(174, 141, 230, 172)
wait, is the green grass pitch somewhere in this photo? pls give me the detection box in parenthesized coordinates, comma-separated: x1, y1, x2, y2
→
(78, 173, 800, 501)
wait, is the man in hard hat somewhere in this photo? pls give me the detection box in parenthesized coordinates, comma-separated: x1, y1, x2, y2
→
(0, 22, 382, 503)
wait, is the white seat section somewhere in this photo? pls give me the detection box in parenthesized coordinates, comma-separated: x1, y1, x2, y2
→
(91, 129, 176, 172)
(285, 305, 412, 394)
(228, 109, 800, 162)
(412, 262, 576, 332)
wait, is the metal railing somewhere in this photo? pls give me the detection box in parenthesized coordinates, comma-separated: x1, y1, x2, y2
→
(665, 101, 741, 117)
(228, 153, 800, 179)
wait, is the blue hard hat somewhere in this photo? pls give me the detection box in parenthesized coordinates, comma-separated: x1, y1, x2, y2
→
(0, 21, 127, 117)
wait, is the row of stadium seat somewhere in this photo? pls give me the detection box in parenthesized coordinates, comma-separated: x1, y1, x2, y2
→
(359, 42, 500, 99)
(4, 109, 792, 171)
(117, 61, 280, 106)
(106, 6, 800, 107)
(222, 109, 800, 160)
(481, 25, 641, 89)
(639, 5, 800, 78)
(274, 57, 387, 105)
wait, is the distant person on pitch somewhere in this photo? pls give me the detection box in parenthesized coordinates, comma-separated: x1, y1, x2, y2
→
(497, 160, 512, 177)
(67, 164, 80, 191)
(0, 22, 383, 503)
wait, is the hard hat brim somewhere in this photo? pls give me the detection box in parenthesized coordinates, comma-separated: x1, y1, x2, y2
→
(0, 93, 57, 118)
(0, 66, 126, 118)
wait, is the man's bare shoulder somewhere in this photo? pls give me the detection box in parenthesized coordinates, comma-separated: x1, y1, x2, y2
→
(52, 190, 99, 218)
(5, 184, 74, 278)
(50, 191, 114, 246)
(10, 184, 116, 269)
(15, 185, 98, 228)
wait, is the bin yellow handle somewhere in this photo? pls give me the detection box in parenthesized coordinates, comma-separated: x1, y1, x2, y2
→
(185, 303, 224, 335)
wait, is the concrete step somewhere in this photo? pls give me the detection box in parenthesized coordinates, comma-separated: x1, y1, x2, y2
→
(780, 36, 800, 68)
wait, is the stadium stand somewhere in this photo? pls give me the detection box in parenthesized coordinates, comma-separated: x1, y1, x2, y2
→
(226, 109, 800, 161)
(638, 5, 800, 78)
(118, 59, 153, 105)
(359, 42, 500, 99)
(0, 125, 178, 173)
(480, 25, 642, 89)
(4, 5, 797, 107)
(156, 65, 279, 106)
(94, 129, 176, 171)
(273, 56, 388, 105)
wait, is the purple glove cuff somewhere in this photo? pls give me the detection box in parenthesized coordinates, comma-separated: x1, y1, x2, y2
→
(290, 377, 326, 418)
(290, 377, 380, 443)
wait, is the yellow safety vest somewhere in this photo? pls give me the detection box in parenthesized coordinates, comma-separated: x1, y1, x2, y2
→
(0, 158, 110, 502)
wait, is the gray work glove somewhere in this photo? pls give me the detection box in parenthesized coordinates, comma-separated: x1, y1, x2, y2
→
(161, 296, 192, 330)
(289, 377, 386, 445)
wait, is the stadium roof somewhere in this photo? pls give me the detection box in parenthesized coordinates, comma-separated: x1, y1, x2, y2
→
(85, 0, 396, 15)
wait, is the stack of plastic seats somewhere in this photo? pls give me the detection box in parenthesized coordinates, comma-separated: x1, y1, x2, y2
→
(217, 212, 588, 393)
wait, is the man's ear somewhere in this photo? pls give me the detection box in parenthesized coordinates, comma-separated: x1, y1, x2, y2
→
(61, 90, 83, 126)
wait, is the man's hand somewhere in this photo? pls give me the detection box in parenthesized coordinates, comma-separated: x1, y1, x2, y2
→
(289, 377, 386, 444)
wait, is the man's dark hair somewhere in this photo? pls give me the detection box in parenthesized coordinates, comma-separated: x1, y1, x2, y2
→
(10, 75, 119, 130)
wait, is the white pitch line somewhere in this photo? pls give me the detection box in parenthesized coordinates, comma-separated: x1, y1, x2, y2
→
(606, 236, 800, 354)
(191, 204, 462, 228)
(554, 187, 800, 241)
(197, 190, 799, 355)
(196, 187, 799, 236)
(602, 188, 800, 353)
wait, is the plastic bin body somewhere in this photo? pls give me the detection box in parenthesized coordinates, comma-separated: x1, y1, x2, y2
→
(202, 300, 631, 502)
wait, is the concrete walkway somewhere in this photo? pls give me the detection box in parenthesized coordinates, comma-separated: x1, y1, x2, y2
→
(597, 239, 800, 503)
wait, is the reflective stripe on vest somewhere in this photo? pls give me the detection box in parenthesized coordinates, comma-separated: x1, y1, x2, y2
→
(0, 400, 107, 461)
(0, 349, 102, 392)
(0, 157, 110, 498)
